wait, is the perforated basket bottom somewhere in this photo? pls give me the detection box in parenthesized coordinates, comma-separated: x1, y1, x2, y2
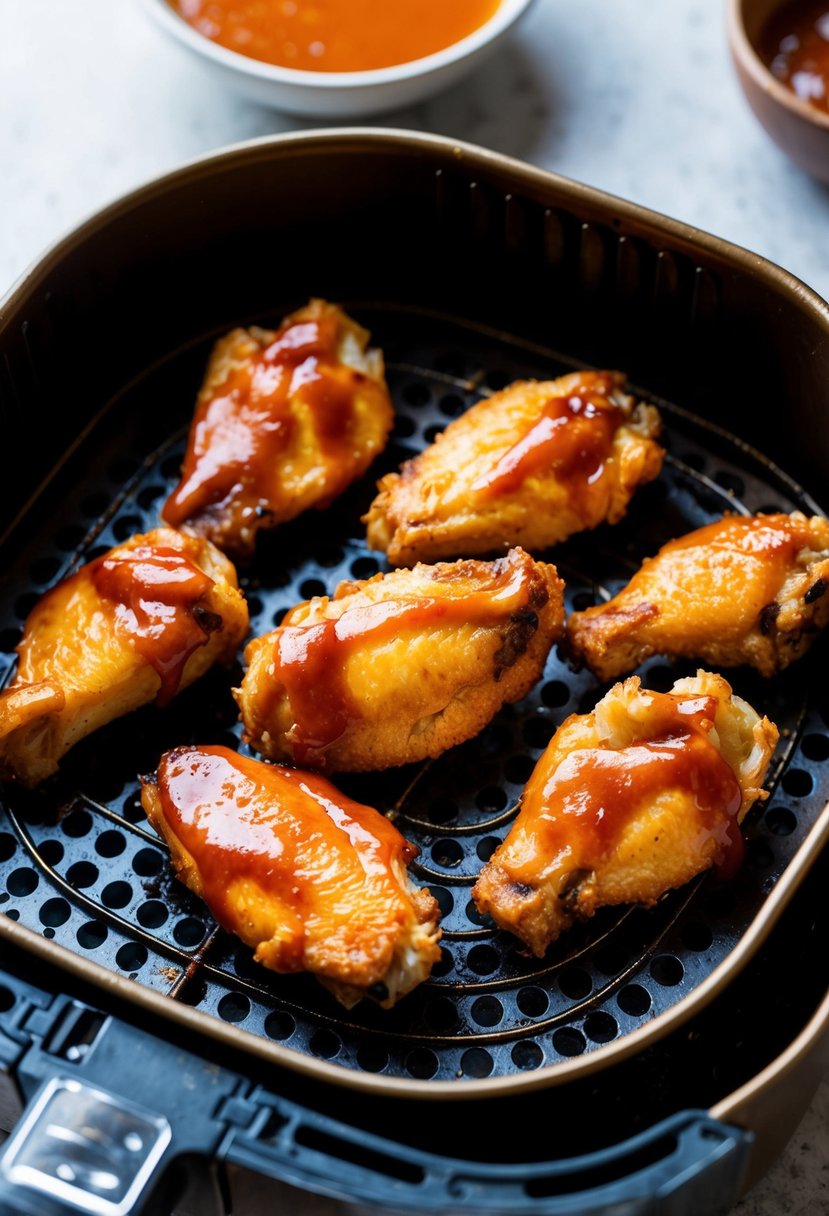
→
(1, 306, 827, 1085)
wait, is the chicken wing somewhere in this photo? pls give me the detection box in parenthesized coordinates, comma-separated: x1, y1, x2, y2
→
(141, 746, 441, 1008)
(162, 299, 394, 557)
(235, 546, 565, 772)
(365, 371, 663, 565)
(472, 671, 778, 955)
(0, 529, 248, 786)
(567, 512, 829, 681)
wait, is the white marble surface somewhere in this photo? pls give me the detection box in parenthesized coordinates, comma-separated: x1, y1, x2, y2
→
(1, 1, 828, 1213)
(3, 0, 829, 300)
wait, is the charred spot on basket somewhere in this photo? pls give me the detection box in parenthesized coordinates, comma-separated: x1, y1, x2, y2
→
(493, 609, 540, 680)
(805, 578, 827, 605)
(759, 601, 780, 635)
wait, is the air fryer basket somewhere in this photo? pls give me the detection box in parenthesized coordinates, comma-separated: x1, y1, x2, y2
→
(0, 131, 828, 1214)
(1, 305, 827, 1092)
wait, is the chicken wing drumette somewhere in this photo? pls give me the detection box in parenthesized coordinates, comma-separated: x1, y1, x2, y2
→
(365, 371, 663, 565)
(163, 299, 394, 557)
(141, 746, 440, 1008)
(235, 546, 564, 772)
(567, 512, 829, 681)
(473, 671, 777, 955)
(0, 529, 248, 786)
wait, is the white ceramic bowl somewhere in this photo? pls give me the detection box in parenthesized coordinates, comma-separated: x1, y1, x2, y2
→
(138, 0, 535, 117)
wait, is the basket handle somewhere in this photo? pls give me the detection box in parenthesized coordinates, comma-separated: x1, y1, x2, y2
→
(223, 1096, 752, 1215)
(0, 994, 240, 1216)
(0, 1075, 173, 1216)
(0, 982, 753, 1216)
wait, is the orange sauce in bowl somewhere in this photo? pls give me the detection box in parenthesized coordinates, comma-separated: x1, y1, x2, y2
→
(759, 0, 829, 114)
(170, 0, 502, 72)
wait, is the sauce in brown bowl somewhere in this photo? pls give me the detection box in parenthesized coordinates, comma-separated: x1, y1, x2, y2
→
(759, 0, 829, 114)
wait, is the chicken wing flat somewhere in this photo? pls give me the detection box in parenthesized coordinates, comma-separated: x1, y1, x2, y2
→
(473, 671, 778, 955)
(0, 529, 248, 787)
(162, 299, 394, 557)
(141, 746, 440, 1008)
(567, 512, 829, 681)
(235, 546, 564, 772)
(365, 371, 663, 565)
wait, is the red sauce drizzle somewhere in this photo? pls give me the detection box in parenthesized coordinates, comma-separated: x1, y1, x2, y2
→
(155, 746, 414, 970)
(162, 312, 364, 532)
(759, 0, 829, 114)
(271, 553, 537, 766)
(92, 545, 215, 706)
(472, 377, 623, 498)
(521, 692, 744, 880)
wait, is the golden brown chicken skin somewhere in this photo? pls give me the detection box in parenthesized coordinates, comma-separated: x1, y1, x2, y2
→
(141, 746, 441, 1008)
(365, 371, 663, 565)
(567, 512, 829, 681)
(473, 671, 778, 956)
(235, 547, 565, 772)
(162, 299, 394, 558)
(0, 529, 248, 787)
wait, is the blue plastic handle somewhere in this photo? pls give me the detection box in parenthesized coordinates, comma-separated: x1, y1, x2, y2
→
(224, 1093, 752, 1215)
(0, 970, 752, 1216)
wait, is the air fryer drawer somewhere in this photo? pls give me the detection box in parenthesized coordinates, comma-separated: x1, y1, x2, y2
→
(0, 131, 827, 1216)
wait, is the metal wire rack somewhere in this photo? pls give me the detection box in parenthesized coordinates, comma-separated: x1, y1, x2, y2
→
(1, 308, 827, 1083)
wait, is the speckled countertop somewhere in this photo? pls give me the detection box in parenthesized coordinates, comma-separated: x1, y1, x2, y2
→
(1, 1, 828, 1213)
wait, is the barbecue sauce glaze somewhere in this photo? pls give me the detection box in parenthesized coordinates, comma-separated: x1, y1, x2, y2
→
(266, 550, 544, 766)
(153, 745, 419, 973)
(163, 311, 389, 544)
(471, 372, 624, 501)
(511, 690, 745, 882)
(664, 513, 815, 627)
(91, 545, 217, 705)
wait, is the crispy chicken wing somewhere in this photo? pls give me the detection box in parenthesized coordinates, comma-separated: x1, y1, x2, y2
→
(141, 746, 440, 1008)
(473, 671, 778, 955)
(567, 512, 829, 681)
(0, 529, 248, 786)
(365, 371, 663, 565)
(163, 299, 394, 557)
(235, 547, 564, 772)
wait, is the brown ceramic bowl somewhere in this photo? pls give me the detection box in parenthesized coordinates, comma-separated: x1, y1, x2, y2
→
(729, 0, 829, 182)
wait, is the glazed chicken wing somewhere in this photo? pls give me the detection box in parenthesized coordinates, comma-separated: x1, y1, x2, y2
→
(567, 512, 829, 681)
(473, 671, 778, 955)
(365, 371, 663, 565)
(141, 746, 440, 1008)
(236, 546, 564, 772)
(0, 529, 248, 787)
(163, 299, 394, 557)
